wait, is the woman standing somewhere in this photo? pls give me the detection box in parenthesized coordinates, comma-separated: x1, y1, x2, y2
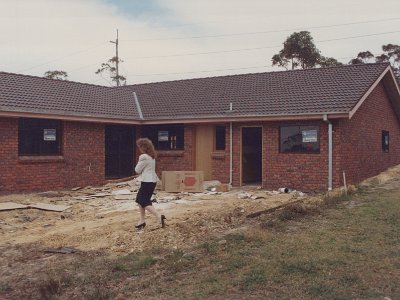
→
(134, 138, 166, 230)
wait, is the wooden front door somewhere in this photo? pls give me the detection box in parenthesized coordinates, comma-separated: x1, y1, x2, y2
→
(195, 125, 214, 180)
(105, 125, 135, 178)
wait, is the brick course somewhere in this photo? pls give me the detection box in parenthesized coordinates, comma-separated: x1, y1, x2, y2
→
(0, 118, 105, 192)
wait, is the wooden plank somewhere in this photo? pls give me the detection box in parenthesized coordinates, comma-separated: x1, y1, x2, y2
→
(29, 203, 70, 212)
(0, 202, 28, 211)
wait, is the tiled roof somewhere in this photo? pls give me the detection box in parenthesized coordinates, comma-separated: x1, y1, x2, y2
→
(0, 63, 392, 122)
(127, 63, 390, 120)
(0, 72, 140, 120)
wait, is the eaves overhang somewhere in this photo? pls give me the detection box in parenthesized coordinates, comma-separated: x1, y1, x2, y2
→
(0, 110, 142, 125)
(0, 109, 349, 125)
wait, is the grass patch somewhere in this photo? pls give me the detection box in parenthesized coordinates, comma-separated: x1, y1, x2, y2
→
(0, 283, 12, 292)
(162, 249, 197, 275)
(278, 203, 320, 221)
(241, 268, 267, 290)
(38, 275, 64, 300)
(281, 260, 320, 275)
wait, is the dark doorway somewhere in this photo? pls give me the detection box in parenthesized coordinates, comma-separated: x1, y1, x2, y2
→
(105, 125, 135, 178)
(242, 127, 262, 184)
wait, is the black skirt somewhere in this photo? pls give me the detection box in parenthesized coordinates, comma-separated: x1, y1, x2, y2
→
(136, 182, 156, 207)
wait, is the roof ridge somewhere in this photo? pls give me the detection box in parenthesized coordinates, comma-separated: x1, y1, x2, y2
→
(126, 62, 391, 87)
(0, 70, 114, 89)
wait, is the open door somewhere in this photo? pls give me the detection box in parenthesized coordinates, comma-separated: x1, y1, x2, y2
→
(195, 125, 213, 180)
(105, 125, 135, 178)
(242, 127, 262, 184)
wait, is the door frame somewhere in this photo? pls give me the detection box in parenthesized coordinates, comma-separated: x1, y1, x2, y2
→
(240, 125, 264, 186)
(105, 124, 135, 179)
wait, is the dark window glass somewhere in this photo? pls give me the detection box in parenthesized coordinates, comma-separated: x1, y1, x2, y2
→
(215, 126, 226, 150)
(382, 130, 389, 152)
(18, 118, 62, 155)
(280, 125, 320, 153)
(141, 124, 184, 150)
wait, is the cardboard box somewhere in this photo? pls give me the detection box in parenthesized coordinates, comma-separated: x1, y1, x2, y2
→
(215, 183, 230, 192)
(162, 171, 204, 193)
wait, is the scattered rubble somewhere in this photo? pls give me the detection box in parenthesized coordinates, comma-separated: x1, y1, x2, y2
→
(0, 202, 69, 212)
(0, 176, 312, 253)
(44, 246, 79, 254)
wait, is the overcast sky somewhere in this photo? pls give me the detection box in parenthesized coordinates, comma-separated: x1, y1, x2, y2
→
(1, 0, 399, 85)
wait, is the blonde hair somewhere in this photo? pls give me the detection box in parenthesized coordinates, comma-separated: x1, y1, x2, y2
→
(137, 138, 157, 159)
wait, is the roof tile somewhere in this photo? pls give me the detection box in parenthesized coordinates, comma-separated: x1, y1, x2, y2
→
(0, 72, 139, 120)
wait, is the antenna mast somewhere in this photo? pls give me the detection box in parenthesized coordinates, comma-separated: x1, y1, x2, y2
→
(110, 29, 120, 86)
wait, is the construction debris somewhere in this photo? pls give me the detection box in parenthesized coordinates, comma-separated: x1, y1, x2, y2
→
(0, 202, 69, 212)
(111, 189, 133, 196)
(0, 202, 28, 211)
(44, 246, 79, 254)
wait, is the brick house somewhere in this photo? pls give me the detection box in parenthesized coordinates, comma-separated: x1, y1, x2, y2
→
(1, 63, 399, 192)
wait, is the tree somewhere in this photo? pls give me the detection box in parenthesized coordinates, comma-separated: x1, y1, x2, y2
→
(95, 56, 126, 86)
(272, 31, 342, 70)
(318, 56, 343, 68)
(376, 44, 400, 78)
(348, 51, 374, 64)
(43, 70, 68, 80)
(349, 44, 400, 80)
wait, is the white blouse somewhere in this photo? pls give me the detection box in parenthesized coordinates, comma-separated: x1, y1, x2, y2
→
(134, 153, 159, 182)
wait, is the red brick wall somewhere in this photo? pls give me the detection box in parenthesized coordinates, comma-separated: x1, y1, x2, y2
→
(0, 118, 105, 192)
(263, 121, 329, 192)
(0, 118, 18, 191)
(210, 123, 230, 183)
(62, 121, 105, 188)
(336, 82, 400, 186)
(199, 121, 331, 191)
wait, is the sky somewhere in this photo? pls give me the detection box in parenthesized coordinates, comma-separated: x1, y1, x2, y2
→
(1, 0, 399, 86)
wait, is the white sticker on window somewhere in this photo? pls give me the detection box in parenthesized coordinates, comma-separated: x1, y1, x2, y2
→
(302, 130, 317, 143)
(44, 129, 56, 141)
(158, 131, 169, 142)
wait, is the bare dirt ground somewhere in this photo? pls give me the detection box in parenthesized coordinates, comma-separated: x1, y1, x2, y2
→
(0, 183, 303, 252)
(1, 165, 399, 299)
(0, 180, 305, 294)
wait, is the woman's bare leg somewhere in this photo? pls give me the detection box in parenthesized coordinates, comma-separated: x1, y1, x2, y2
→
(145, 205, 161, 223)
(138, 204, 146, 224)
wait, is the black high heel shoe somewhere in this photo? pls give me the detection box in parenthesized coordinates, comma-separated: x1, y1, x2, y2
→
(161, 215, 166, 228)
(135, 222, 146, 230)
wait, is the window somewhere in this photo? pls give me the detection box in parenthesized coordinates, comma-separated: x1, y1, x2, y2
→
(280, 125, 320, 153)
(382, 130, 389, 152)
(18, 118, 62, 155)
(141, 124, 184, 150)
(215, 126, 226, 151)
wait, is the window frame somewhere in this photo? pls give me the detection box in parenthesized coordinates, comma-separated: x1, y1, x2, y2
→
(279, 125, 320, 154)
(382, 130, 389, 152)
(141, 124, 184, 151)
(18, 118, 62, 156)
(215, 125, 226, 151)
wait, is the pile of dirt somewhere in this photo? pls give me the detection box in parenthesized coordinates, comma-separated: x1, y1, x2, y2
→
(359, 164, 400, 188)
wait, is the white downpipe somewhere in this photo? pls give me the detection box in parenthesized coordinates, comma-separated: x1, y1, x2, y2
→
(323, 114, 333, 191)
(228, 102, 233, 186)
(229, 121, 233, 185)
